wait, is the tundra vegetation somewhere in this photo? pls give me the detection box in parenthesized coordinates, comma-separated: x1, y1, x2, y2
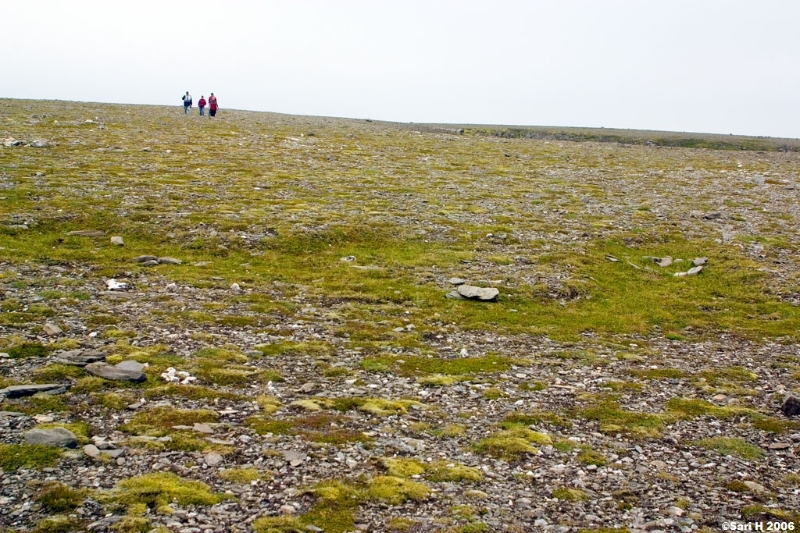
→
(0, 99, 799, 531)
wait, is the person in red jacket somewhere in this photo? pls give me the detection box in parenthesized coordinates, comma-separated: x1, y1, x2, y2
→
(208, 93, 218, 117)
(198, 95, 207, 116)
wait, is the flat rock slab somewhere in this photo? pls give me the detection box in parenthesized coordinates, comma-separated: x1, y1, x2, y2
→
(85, 362, 146, 383)
(157, 257, 182, 265)
(1, 384, 71, 399)
(52, 349, 106, 367)
(24, 428, 78, 448)
(66, 230, 105, 237)
(457, 285, 500, 301)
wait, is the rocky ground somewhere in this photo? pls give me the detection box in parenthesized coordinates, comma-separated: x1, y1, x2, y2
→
(0, 99, 799, 533)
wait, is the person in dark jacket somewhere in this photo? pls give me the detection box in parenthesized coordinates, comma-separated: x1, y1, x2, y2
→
(198, 95, 207, 116)
(208, 93, 218, 117)
(182, 91, 192, 114)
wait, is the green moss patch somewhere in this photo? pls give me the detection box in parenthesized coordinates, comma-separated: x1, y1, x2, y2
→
(474, 426, 551, 460)
(35, 482, 85, 512)
(0, 443, 62, 470)
(361, 354, 513, 376)
(106, 472, 224, 514)
(120, 406, 218, 435)
(576, 398, 664, 438)
(694, 437, 764, 461)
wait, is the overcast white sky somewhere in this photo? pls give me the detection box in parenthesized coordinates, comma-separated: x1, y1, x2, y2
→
(3, 1, 799, 138)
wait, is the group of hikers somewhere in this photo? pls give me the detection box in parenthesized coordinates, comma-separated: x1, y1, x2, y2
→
(181, 91, 218, 117)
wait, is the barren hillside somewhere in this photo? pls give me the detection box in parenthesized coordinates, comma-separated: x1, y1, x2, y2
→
(1, 99, 799, 533)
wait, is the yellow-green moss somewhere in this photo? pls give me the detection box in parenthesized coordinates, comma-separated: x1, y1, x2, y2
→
(694, 437, 764, 461)
(365, 476, 430, 505)
(107, 472, 224, 513)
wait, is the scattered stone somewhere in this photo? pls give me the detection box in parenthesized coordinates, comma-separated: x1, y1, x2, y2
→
(448, 277, 466, 285)
(781, 394, 800, 417)
(279, 504, 296, 515)
(655, 256, 673, 267)
(24, 428, 78, 448)
(605, 254, 619, 262)
(84, 444, 101, 458)
(692, 257, 708, 266)
(193, 423, 214, 434)
(84, 362, 146, 383)
(110, 236, 124, 246)
(281, 450, 307, 467)
(30, 139, 50, 148)
(445, 291, 467, 300)
(104, 448, 126, 459)
(67, 230, 105, 237)
(686, 265, 704, 275)
(743, 481, 767, 493)
(43, 323, 62, 336)
(230, 283, 241, 292)
(3, 137, 24, 147)
(204, 452, 224, 467)
(340, 256, 356, 262)
(299, 382, 318, 393)
(158, 257, 182, 265)
(456, 285, 499, 301)
(133, 255, 158, 263)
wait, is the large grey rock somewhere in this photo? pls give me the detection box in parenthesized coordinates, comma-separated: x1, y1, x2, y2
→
(157, 257, 182, 265)
(456, 285, 499, 301)
(781, 394, 800, 417)
(85, 362, 146, 383)
(115, 360, 145, 372)
(1, 384, 70, 399)
(24, 427, 78, 448)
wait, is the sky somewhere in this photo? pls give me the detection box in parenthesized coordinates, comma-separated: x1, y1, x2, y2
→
(2, 1, 800, 139)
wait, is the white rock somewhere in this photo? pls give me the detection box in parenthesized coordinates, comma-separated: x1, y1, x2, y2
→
(106, 279, 128, 291)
